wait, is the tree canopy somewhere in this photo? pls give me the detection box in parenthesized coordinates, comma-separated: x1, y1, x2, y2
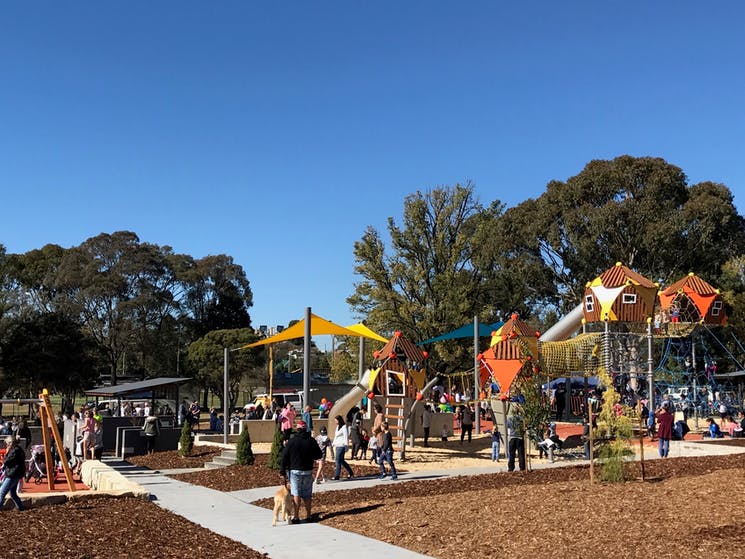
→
(348, 156, 745, 372)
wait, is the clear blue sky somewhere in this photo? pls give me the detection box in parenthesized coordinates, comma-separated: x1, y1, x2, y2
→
(2, 2, 744, 336)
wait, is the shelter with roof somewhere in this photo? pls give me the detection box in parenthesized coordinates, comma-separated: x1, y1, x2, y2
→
(84, 376, 192, 412)
(583, 262, 658, 324)
(658, 272, 727, 325)
(477, 313, 539, 397)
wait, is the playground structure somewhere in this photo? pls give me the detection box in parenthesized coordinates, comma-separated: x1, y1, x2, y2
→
(327, 330, 435, 457)
(476, 263, 740, 424)
(0, 390, 76, 492)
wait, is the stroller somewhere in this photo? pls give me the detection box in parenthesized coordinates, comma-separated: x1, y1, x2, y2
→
(25, 444, 60, 484)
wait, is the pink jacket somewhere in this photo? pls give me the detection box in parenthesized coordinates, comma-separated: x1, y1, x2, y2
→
(280, 407, 296, 431)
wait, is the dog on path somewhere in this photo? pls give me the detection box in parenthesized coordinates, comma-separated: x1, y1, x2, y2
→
(272, 484, 293, 526)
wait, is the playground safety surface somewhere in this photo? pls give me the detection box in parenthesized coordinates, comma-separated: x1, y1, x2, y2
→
(6, 436, 745, 559)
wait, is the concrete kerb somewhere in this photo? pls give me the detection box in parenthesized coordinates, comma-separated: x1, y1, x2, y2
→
(4, 460, 150, 510)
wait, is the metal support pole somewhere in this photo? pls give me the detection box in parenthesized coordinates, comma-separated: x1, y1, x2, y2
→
(647, 319, 654, 410)
(303, 307, 311, 410)
(223, 347, 229, 445)
(358, 336, 365, 382)
(692, 333, 699, 430)
(474, 316, 480, 435)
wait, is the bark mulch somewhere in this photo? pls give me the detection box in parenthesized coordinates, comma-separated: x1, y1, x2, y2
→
(8, 445, 745, 559)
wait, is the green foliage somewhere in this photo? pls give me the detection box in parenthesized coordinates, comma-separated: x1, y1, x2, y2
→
(595, 367, 634, 482)
(267, 424, 284, 470)
(499, 156, 745, 314)
(187, 328, 265, 409)
(178, 421, 193, 457)
(236, 425, 255, 465)
(348, 184, 509, 372)
(512, 369, 550, 440)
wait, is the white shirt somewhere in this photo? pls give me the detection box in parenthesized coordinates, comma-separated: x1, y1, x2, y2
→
(333, 424, 349, 448)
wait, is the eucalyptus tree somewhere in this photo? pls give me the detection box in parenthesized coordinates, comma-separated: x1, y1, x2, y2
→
(499, 156, 745, 313)
(186, 328, 265, 409)
(348, 183, 524, 371)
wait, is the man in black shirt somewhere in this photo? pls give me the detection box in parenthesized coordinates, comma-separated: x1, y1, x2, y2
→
(280, 420, 323, 523)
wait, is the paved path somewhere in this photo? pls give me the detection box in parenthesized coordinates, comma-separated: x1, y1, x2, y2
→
(107, 438, 745, 559)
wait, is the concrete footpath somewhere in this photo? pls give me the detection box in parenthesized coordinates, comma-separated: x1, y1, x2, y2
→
(107, 439, 745, 559)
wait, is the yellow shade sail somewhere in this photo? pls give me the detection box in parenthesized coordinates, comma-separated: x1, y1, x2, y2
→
(241, 314, 386, 349)
(343, 322, 388, 343)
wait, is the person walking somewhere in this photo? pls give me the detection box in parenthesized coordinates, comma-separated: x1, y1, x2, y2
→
(0, 435, 25, 511)
(314, 426, 331, 484)
(142, 409, 160, 455)
(656, 401, 674, 457)
(377, 422, 398, 480)
(507, 413, 525, 472)
(280, 420, 322, 523)
(331, 415, 354, 480)
(301, 405, 313, 434)
(460, 404, 474, 444)
(422, 404, 432, 447)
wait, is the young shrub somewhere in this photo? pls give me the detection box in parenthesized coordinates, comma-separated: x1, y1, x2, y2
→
(236, 424, 255, 465)
(178, 421, 193, 457)
(595, 366, 633, 482)
(268, 425, 284, 470)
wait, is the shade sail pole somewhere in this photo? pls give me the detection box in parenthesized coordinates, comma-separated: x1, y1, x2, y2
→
(303, 307, 311, 410)
(358, 336, 365, 382)
(223, 347, 229, 445)
(474, 315, 480, 435)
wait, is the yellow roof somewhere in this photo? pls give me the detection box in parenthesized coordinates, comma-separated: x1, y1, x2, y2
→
(241, 314, 386, 348)
(343, 322, 388, 343)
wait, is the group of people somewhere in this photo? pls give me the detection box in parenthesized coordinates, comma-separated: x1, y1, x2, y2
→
(278, 402, 398, 524)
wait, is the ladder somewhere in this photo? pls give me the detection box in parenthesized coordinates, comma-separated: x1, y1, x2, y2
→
(384, 395, 406, 444)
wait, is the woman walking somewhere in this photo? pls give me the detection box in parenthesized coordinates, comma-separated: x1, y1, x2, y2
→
(0, 436, 25, 510)
(331, 415, 354, 480)
(142, 409, 160, 455)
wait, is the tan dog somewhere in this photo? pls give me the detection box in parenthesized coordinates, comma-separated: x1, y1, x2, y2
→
(272, 484, 293, 526)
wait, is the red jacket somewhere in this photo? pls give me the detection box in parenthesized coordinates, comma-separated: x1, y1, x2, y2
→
(657, 410, 674, 439)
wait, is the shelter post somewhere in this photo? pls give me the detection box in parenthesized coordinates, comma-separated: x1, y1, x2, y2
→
(646, 319, 654, 410)
(358, 336, 365, 382)
(223, 347, 229, 445)
(303, 307, 311, 411)
(474, 316, 480, 434)
(691, 332, 698, 430)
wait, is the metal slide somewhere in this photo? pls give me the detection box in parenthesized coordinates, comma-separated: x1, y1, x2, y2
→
(324, 369, 371, 432)
(539, 303, 584, 342)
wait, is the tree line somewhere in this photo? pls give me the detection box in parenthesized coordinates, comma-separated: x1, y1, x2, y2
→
(2, 156, 745, 405)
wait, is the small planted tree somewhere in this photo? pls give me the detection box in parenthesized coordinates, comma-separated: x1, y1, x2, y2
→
(268, 425, 284, 470)
(236, 425, 255, 465)
(178, 421, 193, 457)
(596, 367, 633, 482)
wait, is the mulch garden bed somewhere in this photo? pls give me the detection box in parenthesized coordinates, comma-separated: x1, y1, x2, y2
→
(8, 444, 745, 559)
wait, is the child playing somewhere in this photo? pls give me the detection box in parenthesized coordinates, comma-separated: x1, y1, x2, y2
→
(314, 426, 332, 483)
(367, 429, 379, 464)
(487, 426, 504, 462)
(378, 422, 398, 480)
(359, 427, 370, 460)
(441, 424, 448, 442)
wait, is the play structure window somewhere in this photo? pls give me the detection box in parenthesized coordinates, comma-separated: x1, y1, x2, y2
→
(386, 370, 405, 396)
(712, 300, 723, 316)
(622, 293, 637, 304)
(585, 295, 594, 312)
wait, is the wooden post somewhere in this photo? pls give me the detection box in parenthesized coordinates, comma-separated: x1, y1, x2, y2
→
(39, 407, 55, 491)
(40, 391, 76, 491)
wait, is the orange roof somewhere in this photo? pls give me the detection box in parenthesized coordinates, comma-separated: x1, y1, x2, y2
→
(596, 262, 656, 288)
(662, 272, 718, 296)
(375, 331, 426, 363)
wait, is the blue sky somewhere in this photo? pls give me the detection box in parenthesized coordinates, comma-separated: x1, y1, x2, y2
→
(1, 2, 744, 339)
